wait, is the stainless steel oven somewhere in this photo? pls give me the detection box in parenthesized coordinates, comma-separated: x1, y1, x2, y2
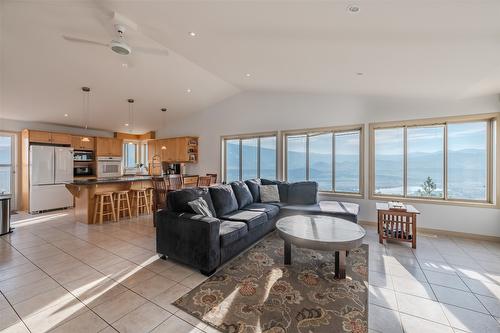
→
(97, 157, 122, 178)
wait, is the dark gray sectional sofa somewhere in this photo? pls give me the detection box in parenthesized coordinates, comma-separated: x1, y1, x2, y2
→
(156, 179, 359, 275)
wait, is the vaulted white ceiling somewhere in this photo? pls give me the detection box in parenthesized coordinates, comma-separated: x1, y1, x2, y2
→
(2, 0, 500, 132)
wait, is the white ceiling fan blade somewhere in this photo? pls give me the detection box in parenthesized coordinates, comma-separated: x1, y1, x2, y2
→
(62, 35, 108, 47)
(134, 47, 169, 56)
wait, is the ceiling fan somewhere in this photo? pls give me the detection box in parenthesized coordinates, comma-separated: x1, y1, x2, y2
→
(62, 12, 168, 58)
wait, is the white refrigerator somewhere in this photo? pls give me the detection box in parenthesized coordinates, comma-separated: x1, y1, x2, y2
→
(29, 145, 74, 213)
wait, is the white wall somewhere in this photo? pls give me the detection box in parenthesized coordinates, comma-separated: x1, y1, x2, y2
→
(0, 118, 114, 137)
(157, 91, 500, 237)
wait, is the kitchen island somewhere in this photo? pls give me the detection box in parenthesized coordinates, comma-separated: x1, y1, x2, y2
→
(66, 176, 153, 224)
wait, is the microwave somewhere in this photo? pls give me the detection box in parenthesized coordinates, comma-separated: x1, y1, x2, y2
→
(97, 157, 122, 178)
(74, 166, 93, 177)
(74, 151, 93, 161)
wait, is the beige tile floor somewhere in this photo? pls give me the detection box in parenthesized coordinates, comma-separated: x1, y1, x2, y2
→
(1, 209, 499, 333)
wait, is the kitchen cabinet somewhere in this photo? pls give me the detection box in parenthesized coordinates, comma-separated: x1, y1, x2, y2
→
(96, 137, 123, 157)
(176, 137, 198, 163)
(71, 136, 95, 150)
(50, 132, 72, 145)
(27, 130, 72, 145)
(146, 136, 198, 163)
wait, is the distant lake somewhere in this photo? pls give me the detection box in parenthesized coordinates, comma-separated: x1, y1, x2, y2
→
(226, 142, 486, 200)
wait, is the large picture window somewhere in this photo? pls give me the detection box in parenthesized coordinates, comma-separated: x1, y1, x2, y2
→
(371, 114, 498, 204)
(222, 133, 277, 182)
(284, 126, 363, 194)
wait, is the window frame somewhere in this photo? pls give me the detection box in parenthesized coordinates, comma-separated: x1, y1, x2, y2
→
(282, 124, 365, 197)
(221, 131, 279, 183)
(123, 139, 149, 174)
(369, 113, 499, 208)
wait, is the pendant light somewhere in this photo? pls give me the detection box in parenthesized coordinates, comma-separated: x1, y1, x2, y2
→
(81, 87, 91, 142)
(161, 108, 167, 150)
(127, 99, 135, 135)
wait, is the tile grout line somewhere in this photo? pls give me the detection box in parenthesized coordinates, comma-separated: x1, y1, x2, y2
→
(4, 230, 120, 332)
(0, 284, 33, 332)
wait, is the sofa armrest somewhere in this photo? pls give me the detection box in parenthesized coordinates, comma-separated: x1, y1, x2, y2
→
(156, 210, 221, 273)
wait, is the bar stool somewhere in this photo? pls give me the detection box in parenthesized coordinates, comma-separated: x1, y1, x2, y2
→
(114, 190, 132, 220)
(130, 189, 150, 216)
(146, 187, 154, 212)
(93, 192, 116, 224)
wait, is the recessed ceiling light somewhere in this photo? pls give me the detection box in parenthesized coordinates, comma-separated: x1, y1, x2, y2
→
(64, 113, 68, 117)
(121, 63, 128, 68)
(245, 73, 251, 78)
(161, 108, 167, 112)
(347, 5, 360, 13)
(356, 72, 364, 76)
(124, 123, 129, 127)
(186, 88, 192, 93)
(188, 32, 197, 37)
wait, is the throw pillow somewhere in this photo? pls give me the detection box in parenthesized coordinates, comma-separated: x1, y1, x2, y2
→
(187, 197, 214, 217)
(259, 185, 280, 203)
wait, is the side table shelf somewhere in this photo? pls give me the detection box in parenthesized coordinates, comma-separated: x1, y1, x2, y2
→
(376, 203, 420, 249)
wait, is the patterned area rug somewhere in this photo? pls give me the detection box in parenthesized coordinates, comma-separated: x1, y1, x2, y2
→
(174, 232, 369, 333)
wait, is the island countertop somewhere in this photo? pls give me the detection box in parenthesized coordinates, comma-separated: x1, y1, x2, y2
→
(66, 176, 153, 224)
(70, 176, 153, 186)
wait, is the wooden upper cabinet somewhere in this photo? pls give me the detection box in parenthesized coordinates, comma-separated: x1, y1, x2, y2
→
(28, 130, 52, 144)
(165, 138, 178, 162)
(50, 132, 72, 145)
(28, 130, 71, 145)
(96, 137, 123, 157)
(176, 137, 190, 162)
(110, 138, 123, 156)
(71, 136, 95, 150)
(149, 136, 198, 163)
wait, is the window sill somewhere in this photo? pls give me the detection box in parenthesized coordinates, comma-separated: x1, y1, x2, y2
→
(369, 194, 498, 209)
(319, 191, 364, 199)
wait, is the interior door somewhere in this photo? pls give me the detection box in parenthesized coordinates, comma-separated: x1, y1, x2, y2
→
(0, 134, 16, 203)
(30, 145, 55, 185)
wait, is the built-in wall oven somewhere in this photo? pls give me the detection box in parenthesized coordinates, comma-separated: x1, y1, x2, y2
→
(97, 157, 122, 178)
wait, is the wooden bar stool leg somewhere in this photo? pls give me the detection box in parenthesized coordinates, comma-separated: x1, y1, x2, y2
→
(93, 196, 99, 224)
(116, 193, 122, 219)
(99, 195, 104, 224)
(126, 193, 132, 218)
(110, 195, 117, 222)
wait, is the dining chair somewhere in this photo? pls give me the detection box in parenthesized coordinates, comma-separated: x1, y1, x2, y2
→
(151, 176, 169, 227)
(197, 176, 212, 187)
(168, 174, 183, 191)
(206, 173, 217, 184)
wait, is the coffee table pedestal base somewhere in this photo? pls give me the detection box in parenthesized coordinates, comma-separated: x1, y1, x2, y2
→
(334, 251, 346, 279)
(283, 243, 347, 279)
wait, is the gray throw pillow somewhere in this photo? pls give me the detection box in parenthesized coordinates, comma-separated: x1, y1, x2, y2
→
(187, 197, 214, 217)
(259, 185, 280, 203)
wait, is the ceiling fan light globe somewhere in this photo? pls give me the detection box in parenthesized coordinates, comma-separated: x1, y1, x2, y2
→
(110, 40, 131, 55)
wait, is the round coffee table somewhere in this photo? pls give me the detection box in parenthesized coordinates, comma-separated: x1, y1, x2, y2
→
(276, 215, 366, 279)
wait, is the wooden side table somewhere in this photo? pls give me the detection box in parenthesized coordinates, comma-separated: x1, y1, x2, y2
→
(376, 203, 419, 249)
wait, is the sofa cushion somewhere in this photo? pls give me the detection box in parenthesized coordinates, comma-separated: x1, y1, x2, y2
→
(209, 185, 239, 217)
(219, 221, 248, 247)
(280, 201, 359, 223)
(187, 197, 214, 217)
(268, 202, 288, 208)
(241, 203, 280, 220)
(221, 210, 268, 230)
(261, 179, 289, 202)
(167, 188, 216, 216)
(287, 181, 318, 204)
(245, 179, 261, 203)
(230, 181, 254, 209)
(259, 185, 280, 203)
